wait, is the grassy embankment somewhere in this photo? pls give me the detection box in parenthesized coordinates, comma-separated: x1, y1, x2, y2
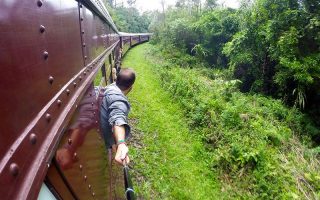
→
(122, 44, 220, 199)
(123, 43, 320, 199)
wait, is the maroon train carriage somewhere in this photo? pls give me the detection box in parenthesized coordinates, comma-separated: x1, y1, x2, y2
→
(119, 33, 150, 55)
(0, 0, 150, 199)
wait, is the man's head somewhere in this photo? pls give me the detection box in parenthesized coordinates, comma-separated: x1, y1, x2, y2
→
(116, 68, 136, 94)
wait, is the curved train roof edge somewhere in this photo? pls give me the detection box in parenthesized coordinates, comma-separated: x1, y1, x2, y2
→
(119, 32, 153, 36)
(78, 0, 119, 33)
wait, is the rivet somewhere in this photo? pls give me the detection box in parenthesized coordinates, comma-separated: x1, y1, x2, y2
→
(83, 43, 86, 47)
(88, 184, 91, 189)
(73, 82, 77, 87)
(83, 72, 87, 76)
(81, 17, 84, 21)
(79, 4, 82, 8)
(84, 56, 87, 60)
(37, 0, 43, 7)
(84, 175, 87, 181)
(79, 76, 82, 81)
(73, 152, 77, 159)
(68, 138, 72, 145)
(10, 163, 19, 176)
(45, 113, 51, 122)
(95, 121, 98, 124)
(92, 192, 95, 197)
(29, 133, 37, 145)
(47, 163, 50, 168)
(90, 66, 93, 69)
(48, 76, 54, 84)
(87, 69, 90, 72)
(91, 102, 94, 106)
(57, 99, 62, 106)
(81, 30, 85, 34)
(66, 89, 70, 95)
(79, 164, 83, 170)
(43, 51, 49, 60)
(40, 25, 45, 33)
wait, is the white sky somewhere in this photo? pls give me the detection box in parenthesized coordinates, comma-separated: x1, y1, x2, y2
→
(117, 0, 240, 13)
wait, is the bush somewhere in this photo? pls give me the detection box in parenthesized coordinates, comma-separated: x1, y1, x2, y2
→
(148, 46, 320, 198)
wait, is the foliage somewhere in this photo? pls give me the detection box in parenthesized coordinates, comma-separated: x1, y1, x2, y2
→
(193, 8, 239, 67)
(105, 3, 151, 33)
(146, 44, 320, 199)
(124, 44, 220, 199)
(150, 0, 320, 124)
(223, 0, 320, 110)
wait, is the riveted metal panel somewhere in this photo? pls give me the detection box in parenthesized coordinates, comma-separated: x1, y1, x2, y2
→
(0, 0, 94, 199)
(0, 0, 150, 199)
(53, 79, 124, 200)
(0, 0, 83, 157)
(80, 4, 120, 66)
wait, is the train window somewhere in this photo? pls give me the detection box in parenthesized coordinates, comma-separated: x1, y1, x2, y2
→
(101, 64, 107, 85)
(93, 64, 107, 87)
(108, 54, 111, 64)
(109, 64, 114, 84)
(112, 50, 115, 60)
(37, 183, 57, 200)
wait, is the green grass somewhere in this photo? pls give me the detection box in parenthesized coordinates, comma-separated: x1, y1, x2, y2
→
(121, 43, 320, 199)
(122, 44, 221, 199)
(142, 44, 320, 199)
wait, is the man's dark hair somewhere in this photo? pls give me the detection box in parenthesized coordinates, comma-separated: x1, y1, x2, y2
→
(116, 68, 136, 90)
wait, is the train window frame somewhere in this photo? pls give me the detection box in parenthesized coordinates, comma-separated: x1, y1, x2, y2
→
(101, 63, 108, 85)
(108, 54, 112, 64)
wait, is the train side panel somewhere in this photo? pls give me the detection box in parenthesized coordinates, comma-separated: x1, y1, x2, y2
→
(0, 0, 151, 198)
(0, 0, 85, 199)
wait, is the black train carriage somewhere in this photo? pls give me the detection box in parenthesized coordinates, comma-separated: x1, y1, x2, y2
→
(0, 0, 150, 199)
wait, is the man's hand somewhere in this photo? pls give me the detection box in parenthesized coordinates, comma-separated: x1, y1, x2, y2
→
(115, 143, 130, 165)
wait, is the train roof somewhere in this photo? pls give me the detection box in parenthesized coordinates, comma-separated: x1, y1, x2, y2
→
(79, 0, 119, 33)
(119, 32, 153, 36)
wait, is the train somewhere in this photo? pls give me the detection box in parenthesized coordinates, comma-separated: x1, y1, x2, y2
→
(0, 0, 151, 199)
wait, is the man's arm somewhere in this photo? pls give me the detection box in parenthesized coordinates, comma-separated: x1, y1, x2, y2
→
(113, 125, 130, 165)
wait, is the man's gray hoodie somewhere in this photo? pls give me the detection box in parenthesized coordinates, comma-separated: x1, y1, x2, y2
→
(100, 83, 131, 148)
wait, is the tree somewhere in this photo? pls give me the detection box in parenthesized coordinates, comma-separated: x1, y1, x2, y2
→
(127, 0, 136, 7)
(205, 0, 217, 10)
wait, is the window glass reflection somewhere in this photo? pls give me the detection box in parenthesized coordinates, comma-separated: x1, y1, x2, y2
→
(52, 63, 124, 199)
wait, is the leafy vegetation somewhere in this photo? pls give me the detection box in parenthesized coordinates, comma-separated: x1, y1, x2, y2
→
(103, 0, 320, 199)
(145, 43, 320, 199)
(150, 0, 320, 127)
(123, 44, 220, 199)
(104, 0, 151, 32)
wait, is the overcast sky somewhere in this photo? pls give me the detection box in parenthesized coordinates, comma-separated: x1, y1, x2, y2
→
(118, 0, 240, 13)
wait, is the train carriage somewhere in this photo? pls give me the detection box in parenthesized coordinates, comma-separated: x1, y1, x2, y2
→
(0, 0, 150, 199)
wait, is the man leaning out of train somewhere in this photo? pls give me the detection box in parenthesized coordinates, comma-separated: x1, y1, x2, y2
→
(100, 68, 136, 165)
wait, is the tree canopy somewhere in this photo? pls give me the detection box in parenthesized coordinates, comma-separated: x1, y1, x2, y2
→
(150, 0, 320, 119)
(104, 1, 152, 33)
